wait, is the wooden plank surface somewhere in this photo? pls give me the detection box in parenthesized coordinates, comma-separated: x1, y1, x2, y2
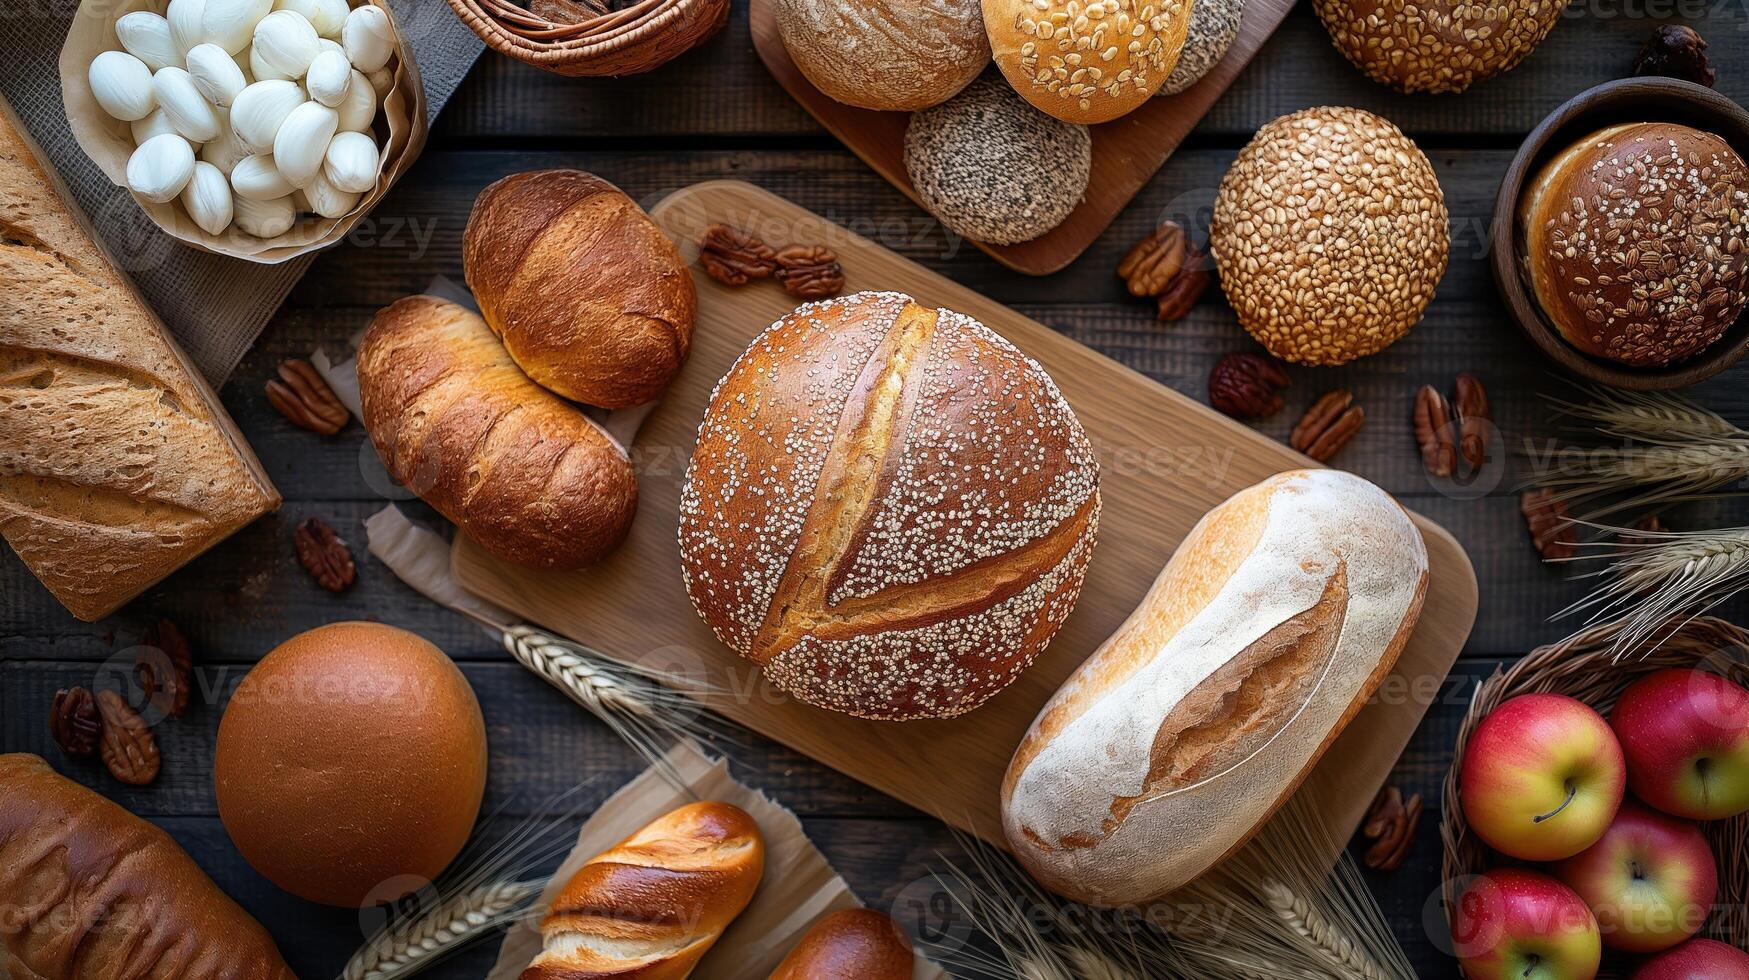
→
(450, 178, 1477, 849)
(6, 6, 1749, 979)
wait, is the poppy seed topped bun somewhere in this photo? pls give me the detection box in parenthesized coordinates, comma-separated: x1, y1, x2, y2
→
(1518, 121, 1749, 368)
(1210, 106, 1449, 365)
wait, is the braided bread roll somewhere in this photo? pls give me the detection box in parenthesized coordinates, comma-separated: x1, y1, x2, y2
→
(521, 801, 765, 980)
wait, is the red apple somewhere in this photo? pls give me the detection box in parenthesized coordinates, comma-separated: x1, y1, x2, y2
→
(1554, 800, 1717, 953)
(1632, 937, 1749, 979)
(1461, 693, 1627, 861)
(1451, 868, 1602, 980)
(1611, 668, 1749, 821)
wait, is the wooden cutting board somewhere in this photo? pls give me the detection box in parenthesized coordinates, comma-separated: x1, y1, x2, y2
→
(453, 180, 1478, 850)
(748, 0, 1296, 276)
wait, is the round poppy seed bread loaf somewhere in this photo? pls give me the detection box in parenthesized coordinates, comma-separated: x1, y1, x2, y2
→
(904, 75, 1091, 245)
(1160, 0, 1243, 95)
(1518, 122, 1749, 368)
(678, 291, 1101, 721)
(1313, 0, 1562, 94)
(774, 0, 990, 111)
(1210, 106, 1449, 365)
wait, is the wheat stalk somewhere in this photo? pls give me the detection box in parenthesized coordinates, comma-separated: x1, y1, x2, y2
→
(342, 880, 541, 980)
(1258, 879, 1390, 980)
(1558, 525, 1749, 658)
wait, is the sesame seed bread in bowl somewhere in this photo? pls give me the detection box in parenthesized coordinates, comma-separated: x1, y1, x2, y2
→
(1313, 0, 1563, 94)
(1210, 106, 1449, 365)
(982, 0, 1194, 124)
(678, 290, 1101, 721)
(1492, 77, 1749, 389)
(1519, 121, 1749, 369)
(1001, 468, 1428, 906)
(773, 0, 990, 111)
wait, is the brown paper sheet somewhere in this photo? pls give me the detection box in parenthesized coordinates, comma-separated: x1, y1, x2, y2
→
(487, 742, 945, 980)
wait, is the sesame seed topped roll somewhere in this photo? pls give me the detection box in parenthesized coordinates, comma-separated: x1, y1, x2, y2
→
(678, 291, 1101, 721)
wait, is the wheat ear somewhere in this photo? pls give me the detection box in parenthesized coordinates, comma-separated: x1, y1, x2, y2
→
(1534, 389, 1749, 520)
(1558, 525, 1749, 657)
(342, 880, 541, 980)
(1258, 878, 1390, 980)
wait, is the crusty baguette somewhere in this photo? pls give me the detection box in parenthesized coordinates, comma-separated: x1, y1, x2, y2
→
(1002, 469, 1429, 906)
(521, 801, 764, 980)
(679, 291, 1100, 721)
(769, 909, 914, 980)
(0, 95, 279, 622)
(356, 295, 638, 570)
(0, 753, 297, 979)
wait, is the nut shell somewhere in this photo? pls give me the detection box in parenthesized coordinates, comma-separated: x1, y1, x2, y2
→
(1210, 106, 1449, 365)
(1313, 0, 1563, 94)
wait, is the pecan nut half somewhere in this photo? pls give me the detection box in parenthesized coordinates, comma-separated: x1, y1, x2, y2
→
(697, 224, 778, 286)
(1634, 25, 1714, 87)
(136, 618, 193, 718)
(1290, 390, 1364, 461)
(1414, 385, 1458, 477)
(774, 244, 845, 299)
(1454, 372, 1491, 471)
(1362, 786, 1424, 871)
(50, 687, 101, 758)
(294, 517, 356, 592)
(96, 689, 160, 786)
(266, 359, 348, 435)
(1522, 488, 1577, 560)
(1118, 220, 1212, 322)
(1208, 352, 1290, 420)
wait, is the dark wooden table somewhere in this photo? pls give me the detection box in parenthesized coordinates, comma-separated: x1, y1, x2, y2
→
(6, 4, 1749, 976)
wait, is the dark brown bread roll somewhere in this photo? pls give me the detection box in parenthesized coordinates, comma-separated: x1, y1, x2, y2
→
(521, 802, 764, 980)
(463, 169, 696, 409)
(1519, 121, 1749, 368)
(769, 909, 915, 979)
(0, 753, 298, 980)
(357, 295, 637, 570)
(679, 290, 1100, 721)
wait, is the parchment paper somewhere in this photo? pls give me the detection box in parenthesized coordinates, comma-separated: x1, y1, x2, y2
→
(486, 742, 945, 980)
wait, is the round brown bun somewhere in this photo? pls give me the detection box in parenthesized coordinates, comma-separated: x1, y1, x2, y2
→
(982, 0, 1193, 124)
(1313, 0, 1562, 94)
(774, 0, 989, 112)
(214, 622, 488, 907)
(1519, 121, 1749, 368)
(463, 170, 696, 409)
(1210, 106, 1449, 365)
(679, 291, 1101, 722)
(771, 909, 915, 980)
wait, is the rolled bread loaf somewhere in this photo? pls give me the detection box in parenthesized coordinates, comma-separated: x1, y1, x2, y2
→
(1001, 468, 1428, 905)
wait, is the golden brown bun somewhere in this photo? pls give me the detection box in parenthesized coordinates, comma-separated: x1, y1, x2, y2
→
(0, 93, 278, 622)
(1519, 121, 1749, 368)
(1313, 0, 1562, 94)
(1210, 106, 1448, 365)
(679, 291, 1101, 721)
(521, 802, 764, 980)
(464, 169, 696, 409)
(769, 909, 915, 979)
(357, 294, 637, 570)
(1002, 470, 1428, 905)
(0, 753, 297, 979)
(213, 622, 488, 908)
(775, 0, 989, 111)
(982, 0, 1192, 124)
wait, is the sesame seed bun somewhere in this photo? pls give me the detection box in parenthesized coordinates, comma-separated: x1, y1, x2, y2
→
(983, 0, 1193, 124)
(1209, 106, 1449, 366)
(678, 291, 1101, 722)
(1518, 121, 1749, 368)
(1313, 0, 1563, 94)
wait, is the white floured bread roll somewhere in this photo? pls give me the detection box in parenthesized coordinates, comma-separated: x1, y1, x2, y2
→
(1001, 468, 1428, 905)
(774, 0, 990, 111)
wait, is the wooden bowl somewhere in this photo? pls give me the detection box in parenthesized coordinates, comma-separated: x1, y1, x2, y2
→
(447, 0, 728, 77)
(1491, 77, 1749, 390)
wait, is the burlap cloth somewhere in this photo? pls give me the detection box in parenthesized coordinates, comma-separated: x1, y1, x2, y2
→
(0, 0, 484, 385)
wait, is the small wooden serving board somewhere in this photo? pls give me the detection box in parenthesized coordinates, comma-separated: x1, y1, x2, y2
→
(454, 180, 1478, 849)
(748, 0, 1296, 276)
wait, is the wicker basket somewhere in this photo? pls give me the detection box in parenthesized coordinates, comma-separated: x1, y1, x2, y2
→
(447, 0, 728, 76)
(1441, 617, 1749, 975)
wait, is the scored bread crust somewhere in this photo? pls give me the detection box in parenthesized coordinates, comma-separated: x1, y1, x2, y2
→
(1001, 469, 1427, 905)
(679, 291, 1100, 721)
(1519, 122, 1749, 368)
(774, 0, 990, 111)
